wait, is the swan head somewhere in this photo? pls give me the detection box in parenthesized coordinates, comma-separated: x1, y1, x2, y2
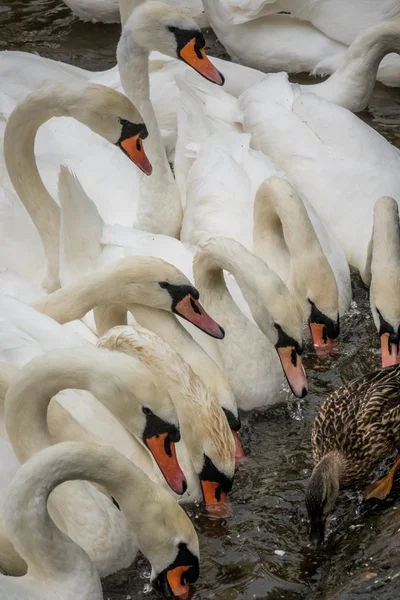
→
(370, 197, 400, 368)
(67, 83, 152, 175)
(120, 1, 224, 85)
(98, 325, 235, 515)
(115, 257, 225, 338)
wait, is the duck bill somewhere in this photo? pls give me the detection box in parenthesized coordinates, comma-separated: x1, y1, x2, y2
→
(166, 566, 191, 599)
(310, 322, 337, 353)
(179, 38, 225, 85)
(232, 430, 245, 460)
(120, 134, 152, 175)
(277, 346, 308, 398)
(145, 432, 187, 495)
(381, 332, 400, 368)
(201, 481, 232, 518)
(174, 295, 225, 339)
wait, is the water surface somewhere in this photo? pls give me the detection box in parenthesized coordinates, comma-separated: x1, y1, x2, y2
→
(1, 2, 400, 599)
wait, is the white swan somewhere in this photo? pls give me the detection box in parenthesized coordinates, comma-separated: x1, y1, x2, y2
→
(62, 0, 209, 27)
(203, 1, 400, 88)
(368, 197, 400, 368)
(99, 324, 236, 513)
(0, 1, 224, 289)
(193, 237, 308, 409)
(240, 75, 400, 284)
(0, 441, 199, 599)
(1, 82, 150, 291)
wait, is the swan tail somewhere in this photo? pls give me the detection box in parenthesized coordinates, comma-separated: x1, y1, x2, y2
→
(58, 166, 104, 281)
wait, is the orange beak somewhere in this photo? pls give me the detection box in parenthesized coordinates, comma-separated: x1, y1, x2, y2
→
(179, 38, 225, 85)
(145, 432, 187, 495)
(120, 133, 152, 176)
(310, 322, 337, 354)
(200, 481, 232, 518)
(381, 332, 400, 368)
(232, 430, 245, 460)
(174, 295, 225, 339)
(166, 565, 192, 599)
(276, 346, 308, 398)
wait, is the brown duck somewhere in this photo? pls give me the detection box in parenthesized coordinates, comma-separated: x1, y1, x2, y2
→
(305, 364, 400, 545)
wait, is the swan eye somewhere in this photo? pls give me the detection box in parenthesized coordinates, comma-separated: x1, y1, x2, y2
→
(168, 26, 177, 33)
(159, 281, 169, 289)
(142, 406, 152, 416)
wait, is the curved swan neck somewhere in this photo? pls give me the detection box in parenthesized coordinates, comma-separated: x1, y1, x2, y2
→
(4, 347, 147, 463)
(254, 178, 320, 260)
(316, 21, 400, 111)
(193, 237, 286, 334)
(369, 197, 400, 299)
(4, 89, 65, 292)
(4, 441, 162, 581)
(117, 9, 183, 237)
(372, 197, 400, 270)
(32, 257, 159, 323)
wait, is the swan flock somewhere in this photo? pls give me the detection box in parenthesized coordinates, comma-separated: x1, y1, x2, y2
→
(1, 0, 400, 597)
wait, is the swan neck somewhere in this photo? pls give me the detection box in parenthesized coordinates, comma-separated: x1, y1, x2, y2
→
(117, 18, 182, 237)
(4, 348, 142, 463)
(254, 181, 318, 258)
(4, 94, 63, 290)
(6, 442, 157, 581)
(371, 200, 400, 272)
(323, 23, 400, 107)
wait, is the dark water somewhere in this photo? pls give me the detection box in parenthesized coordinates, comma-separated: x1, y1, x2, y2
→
(1, 2, 400, 600)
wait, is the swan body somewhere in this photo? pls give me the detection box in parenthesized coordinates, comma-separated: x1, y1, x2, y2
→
(62, 0, 209, 27)
(0, 441, 199, 599)
(203, 1, 400, 88)
(240, 76, 400, 283)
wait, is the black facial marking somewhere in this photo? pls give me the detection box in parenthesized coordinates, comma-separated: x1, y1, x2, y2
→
(222, 408, 241, 432)
(142, 407, 181, 444)
(377, 308, 400, 348)
(169, 26, 205, 58)
(308, 299, 340, 339)
(274, 323, 303, 355)
(199, 455, 233, 496)
(159, 281, 200, 310)
(153, 542, 200, 597)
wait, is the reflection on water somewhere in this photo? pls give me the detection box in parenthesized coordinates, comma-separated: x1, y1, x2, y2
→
(1, 2, 400, 599)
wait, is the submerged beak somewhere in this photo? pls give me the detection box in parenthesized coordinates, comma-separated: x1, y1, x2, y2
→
(166, 566, 192, 599)
(179, 38, 225, 85)
(119, 133, 152, 176)
(277, 346, 308, 398)
(381, 332, 400, 368)
(310, 322, 337, 352)
(145, 432, 187, 495)
(232, 430, 245, 460)
(174, 295, 225, 339)
(200, 481, 232, 518)
(309, 519, 326, 548)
